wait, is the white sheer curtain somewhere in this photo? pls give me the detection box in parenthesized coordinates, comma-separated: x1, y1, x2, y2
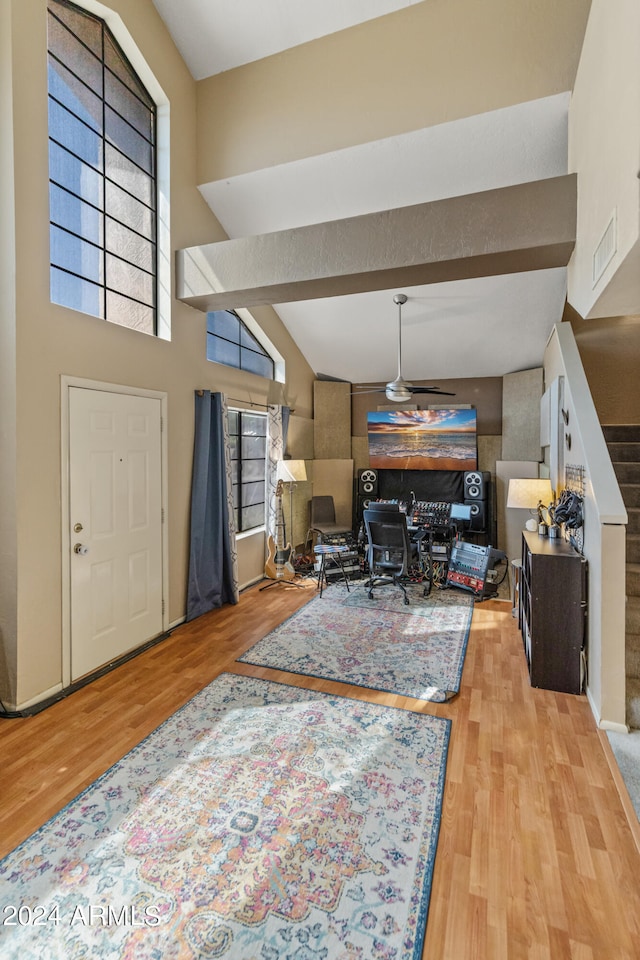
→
(266, 405, 290, 543)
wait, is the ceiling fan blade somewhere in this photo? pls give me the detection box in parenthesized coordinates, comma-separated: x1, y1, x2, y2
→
(351, 386, 456, 397)
(411, 387, 457, 396)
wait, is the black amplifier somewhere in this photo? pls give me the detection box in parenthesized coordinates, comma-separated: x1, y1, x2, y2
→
(411, 500, 451, 527)
(321, 531, 358, 549)
(314, 550, 360, 580)
(447, 540, 506, 597)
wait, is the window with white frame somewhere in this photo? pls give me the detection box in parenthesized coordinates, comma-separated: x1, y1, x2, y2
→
(47, 0, 158, 334)
(207, 311, 275, 380)
(227, 410, 268, 533)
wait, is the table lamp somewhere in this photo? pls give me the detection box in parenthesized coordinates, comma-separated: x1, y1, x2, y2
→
(506, 478, 554, 534)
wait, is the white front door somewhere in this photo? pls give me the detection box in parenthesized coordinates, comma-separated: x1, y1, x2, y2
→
(69, 387, 163, 680)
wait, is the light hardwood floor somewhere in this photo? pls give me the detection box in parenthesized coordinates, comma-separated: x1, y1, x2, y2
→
(1, 578, 639, 959)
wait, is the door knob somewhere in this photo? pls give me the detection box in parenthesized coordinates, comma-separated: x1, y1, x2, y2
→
(73, 543, 89, 555)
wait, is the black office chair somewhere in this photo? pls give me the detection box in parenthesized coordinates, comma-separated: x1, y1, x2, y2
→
(363, 503, 427, 604)
(308, 495, 352, 543)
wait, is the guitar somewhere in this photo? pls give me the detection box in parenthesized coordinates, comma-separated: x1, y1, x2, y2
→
(265, 480, 296, 581)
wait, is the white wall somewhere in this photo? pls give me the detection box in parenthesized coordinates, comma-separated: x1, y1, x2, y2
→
(568, 0, 640, 319)
(543, 323, 627, 730)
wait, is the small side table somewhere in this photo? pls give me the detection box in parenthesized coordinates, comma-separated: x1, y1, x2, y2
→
(313, 544, 352, 597)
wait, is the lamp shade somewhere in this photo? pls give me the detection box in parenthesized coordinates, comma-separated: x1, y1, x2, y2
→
(276, 459, 307, 483)
(506, 478, 553, 510)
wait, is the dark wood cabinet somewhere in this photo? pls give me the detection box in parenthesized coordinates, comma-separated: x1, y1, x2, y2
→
(519, 531, 586, 694)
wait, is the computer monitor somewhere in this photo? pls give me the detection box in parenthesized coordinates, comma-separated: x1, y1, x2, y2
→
(450, 502, 472, 522)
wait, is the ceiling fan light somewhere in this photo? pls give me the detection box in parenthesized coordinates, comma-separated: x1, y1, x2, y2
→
(386, 384, 412, 402)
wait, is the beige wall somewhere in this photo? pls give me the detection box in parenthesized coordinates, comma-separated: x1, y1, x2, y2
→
(501, 368, 543, 461)
(570, 312, 640, 423)
(0, 0, 18, 704)
(196, 0, 591, 183)
(1, 0, 315, 708)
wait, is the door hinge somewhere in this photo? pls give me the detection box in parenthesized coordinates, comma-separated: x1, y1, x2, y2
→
(162, 598, 165, 616)
(161, 507, 165, 523)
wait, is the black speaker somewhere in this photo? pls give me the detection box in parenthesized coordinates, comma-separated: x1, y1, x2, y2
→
(463, 471, 491, 501)
(356, 495, 374, 522)
(358, 468, 378, 496)
(465, 500, 488, 532)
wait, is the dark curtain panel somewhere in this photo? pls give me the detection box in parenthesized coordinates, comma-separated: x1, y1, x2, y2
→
(377, 469, 465, 502)
(281, 405, 290, 454)
(186, 391, 238, 621)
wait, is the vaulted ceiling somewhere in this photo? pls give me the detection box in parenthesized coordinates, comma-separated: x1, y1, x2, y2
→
(153, 0, 593, 387)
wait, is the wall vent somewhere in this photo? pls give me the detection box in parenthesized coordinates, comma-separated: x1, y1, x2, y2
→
(592, 211, 617, 287)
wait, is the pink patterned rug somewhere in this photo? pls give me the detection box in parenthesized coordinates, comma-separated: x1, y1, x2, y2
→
(239, 582, 474, 701)
(0, 673, 450, 959)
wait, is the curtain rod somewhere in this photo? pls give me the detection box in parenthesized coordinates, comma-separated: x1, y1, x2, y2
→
(195, 391, 280, 410)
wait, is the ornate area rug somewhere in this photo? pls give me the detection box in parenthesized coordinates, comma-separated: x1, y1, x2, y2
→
(239, 583, 474, 702)
(0, 673, 450, 960)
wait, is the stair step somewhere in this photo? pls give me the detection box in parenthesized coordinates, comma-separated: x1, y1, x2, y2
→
(604, 427, 640, 729)
(626, 629, 640, 651)
(626, 596, 640, 633)
(627, 508, 640, 535)
(613, 462, 640, 483)
(627, 535, 640, 564)
(627, 636, 640, 680)
(603, 424, 640, 443)
(607, 441, 640, 462)
(626, 676, 640, 729)
(627, 563, 640, 597)
(620, 484, 640, 508)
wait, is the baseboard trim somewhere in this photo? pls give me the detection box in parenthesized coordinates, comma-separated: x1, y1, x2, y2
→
(597, 728, 640, 855)
(6, 682, 64, 714)
(240, 575, 266, 591)
(585, 684, 600, 726)
(0, 630, 173, 719)
(599, 719, 630, 734)
(584, 684, 629, 733)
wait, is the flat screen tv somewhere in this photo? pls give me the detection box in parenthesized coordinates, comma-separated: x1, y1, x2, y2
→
(367, 409, 477, 471)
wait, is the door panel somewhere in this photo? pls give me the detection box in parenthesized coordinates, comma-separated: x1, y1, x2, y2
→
(69, 387, 163, 680)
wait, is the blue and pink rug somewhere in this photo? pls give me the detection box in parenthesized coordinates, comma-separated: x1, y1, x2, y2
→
(239, 583, 474, 702)
(0, 673, 449, 960)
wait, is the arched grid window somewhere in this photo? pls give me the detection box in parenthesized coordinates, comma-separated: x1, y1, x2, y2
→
(207, 311, 275, 380)
(47, 0, 157, 334)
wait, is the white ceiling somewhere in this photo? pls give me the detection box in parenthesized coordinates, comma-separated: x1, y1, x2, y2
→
(152, 0, 573, 386)
(151, 0, 423, 79)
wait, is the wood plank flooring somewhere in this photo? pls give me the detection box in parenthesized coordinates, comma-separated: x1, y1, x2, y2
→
(1, 578, 639, 959)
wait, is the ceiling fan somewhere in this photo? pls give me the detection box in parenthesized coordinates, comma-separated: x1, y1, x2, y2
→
(353, 293, 456, 403)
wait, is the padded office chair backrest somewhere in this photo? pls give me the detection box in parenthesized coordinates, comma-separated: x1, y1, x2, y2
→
(363, 507, 411, 575)
(310, 495, 336, 527)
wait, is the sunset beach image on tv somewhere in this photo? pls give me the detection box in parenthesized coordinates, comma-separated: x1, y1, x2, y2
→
(367, 409, 477, 471)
